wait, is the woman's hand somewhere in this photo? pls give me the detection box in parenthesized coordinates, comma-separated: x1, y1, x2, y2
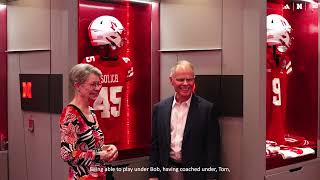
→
(100, 144, 118, 162)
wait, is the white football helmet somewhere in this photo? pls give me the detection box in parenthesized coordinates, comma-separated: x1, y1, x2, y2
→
(88, 16, 124, 50)
(267, 14, 292, 53)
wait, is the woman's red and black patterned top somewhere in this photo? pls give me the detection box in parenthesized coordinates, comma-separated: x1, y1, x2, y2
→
(60, 104, 105, 180)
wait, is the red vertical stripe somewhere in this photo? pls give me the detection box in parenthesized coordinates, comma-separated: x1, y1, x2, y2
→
(0, 5, 7, 146)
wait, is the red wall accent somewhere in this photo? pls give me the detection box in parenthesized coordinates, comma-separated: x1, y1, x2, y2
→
(0, 5, 7, 147)
(266, 1, 318, 169)
(78, 0, 152, 159)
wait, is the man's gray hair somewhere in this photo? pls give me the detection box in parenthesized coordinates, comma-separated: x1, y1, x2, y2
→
(169, 60, 195, 77)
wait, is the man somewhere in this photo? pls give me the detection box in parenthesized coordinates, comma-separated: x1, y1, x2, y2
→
(149, 60, 220, 180)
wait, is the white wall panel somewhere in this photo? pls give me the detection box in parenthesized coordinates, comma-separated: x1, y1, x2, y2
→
(178, 51, 222, 75)
(51, 0, 77, 106)
(219, 117, 242, 180)
(19, 51, 50, 73)
(219, 2, 244, 179)
(23, 112, 51, 180)
(7, 0, 50, 51)
(7, 54, 28, 180)
(50, 0, 77, 179)
(242, 0, 266, 179)
(222, 0, 244, 75)
(160, 0, 222, 50)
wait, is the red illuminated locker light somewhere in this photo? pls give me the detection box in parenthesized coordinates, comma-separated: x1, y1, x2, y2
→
(22, 82, 32, 99)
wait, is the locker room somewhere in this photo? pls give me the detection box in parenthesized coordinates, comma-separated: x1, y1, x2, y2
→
(0, 0, 319, 180)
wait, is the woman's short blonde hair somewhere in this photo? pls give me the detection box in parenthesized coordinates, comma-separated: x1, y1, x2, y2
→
(69, 63, 102, 85)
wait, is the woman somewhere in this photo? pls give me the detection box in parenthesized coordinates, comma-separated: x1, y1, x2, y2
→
(60, 64, 118, 180)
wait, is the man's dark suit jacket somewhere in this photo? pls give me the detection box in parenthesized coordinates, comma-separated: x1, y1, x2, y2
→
(149, 94, 220, 180)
